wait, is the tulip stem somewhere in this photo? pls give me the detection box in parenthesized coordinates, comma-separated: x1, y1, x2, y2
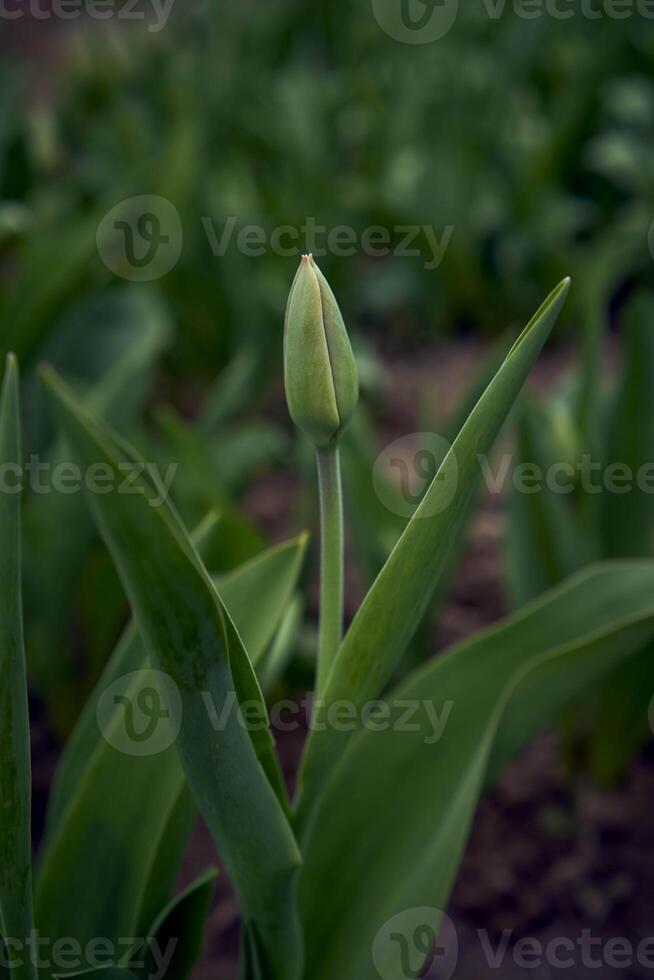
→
(316, 443, 344, 698)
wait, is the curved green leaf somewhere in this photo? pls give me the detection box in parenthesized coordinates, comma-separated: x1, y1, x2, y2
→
(300, 561, 654, 980)
(46, 533, 307, 837)
(39, 534, 306, 974)
(0, 356, 37, 980)
(130, 870, 217, 980)
(41, 369, 303, 980)
(297, 279, 571, 829)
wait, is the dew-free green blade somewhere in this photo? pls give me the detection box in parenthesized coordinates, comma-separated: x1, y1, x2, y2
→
(41, 369, 303, 980)
(39, 534, 306, 975)
(300, 561, 654, 980)
(0, 355, 38, 980)
(129, 869, 217, 980)
(297, 279, 571, 827)
(46, 534, 307, 838)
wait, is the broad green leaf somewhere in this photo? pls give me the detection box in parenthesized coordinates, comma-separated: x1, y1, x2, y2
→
(296, 279, 571, 828)
(41, 370, 303, 980)
(36, 728, 189, 970)
(300, 561, 654, 980)
(40, 533, 305, 978)
(46, 534, 308, 837)
(130, 870, 217, 980)
(0, 356, 37, 980)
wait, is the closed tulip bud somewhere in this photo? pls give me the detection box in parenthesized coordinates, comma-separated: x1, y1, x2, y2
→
(284, 255, 359, 446)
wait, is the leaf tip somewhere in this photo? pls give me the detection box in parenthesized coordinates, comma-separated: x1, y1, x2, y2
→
(3, 352, 19, 387)
(298, 529, 311, 550)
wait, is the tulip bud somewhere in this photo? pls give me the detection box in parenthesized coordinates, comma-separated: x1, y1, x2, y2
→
(284, 255, 359, 446)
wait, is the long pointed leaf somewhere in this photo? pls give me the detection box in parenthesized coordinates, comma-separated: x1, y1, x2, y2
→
(297, 279, 570, 828)
(130, 870, 217, 980)
(300, 561, 654, 980)
(46, 534, 306, 837)
(41, 370, 303, 980)
(0, 355, 37, 980)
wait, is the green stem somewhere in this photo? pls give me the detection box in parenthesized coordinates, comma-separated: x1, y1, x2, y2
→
(316, 443, 344, 699)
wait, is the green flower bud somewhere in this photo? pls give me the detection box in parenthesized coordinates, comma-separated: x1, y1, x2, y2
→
(284, 254, 359, 446)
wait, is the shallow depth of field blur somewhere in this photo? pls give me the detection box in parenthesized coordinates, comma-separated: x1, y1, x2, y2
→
(3, 3, 654, 978)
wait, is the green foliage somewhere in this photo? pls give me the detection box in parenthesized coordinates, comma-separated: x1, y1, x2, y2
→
(300, 562, 654, 980)
(3, 266, 654, 980)
(506, 291, 654, 782)
(0, 357, 37, 980)
(2, 7, 653, 383)
(297, 278, 570, 826)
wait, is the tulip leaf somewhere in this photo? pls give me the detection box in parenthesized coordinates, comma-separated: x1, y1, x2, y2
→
(297, 279, 571, 826)
(0, 356, 37, 980)
(46, 535, 307, 837)
(41, 369, 303, 980)
(300, 561, 654, 980)
(129, 869, 217, 980)
(40, 533, 306, 953)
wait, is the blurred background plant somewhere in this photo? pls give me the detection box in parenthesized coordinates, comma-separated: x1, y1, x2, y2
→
(3, 6, 654, 974)
(2, 1, 654, 741)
